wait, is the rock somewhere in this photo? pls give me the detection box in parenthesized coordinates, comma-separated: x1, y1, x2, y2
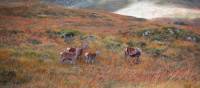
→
(142, 30, 151, 36)
(174, 21, 187, 25)
(167, 28, 175, 35)
(186, 36, 197, 42)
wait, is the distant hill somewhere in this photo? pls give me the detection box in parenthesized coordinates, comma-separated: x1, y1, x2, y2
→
(43, 0, 200, 11)
(43, 0, 133, 11)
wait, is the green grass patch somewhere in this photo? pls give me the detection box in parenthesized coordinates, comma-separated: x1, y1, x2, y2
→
(145, 48, 166, 57)
(103, 36, 124, 52)
(29, 39, 41, 45)
(59, 29, 81, 37)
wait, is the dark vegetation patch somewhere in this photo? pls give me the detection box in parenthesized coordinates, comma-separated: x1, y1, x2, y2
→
(59, 29, 81, 42)
(28, 39, 42, 45)
(134, 26, 200, 42)
(0, 29, 24, 45)
(173, 21, 188, 25)
(45, 29, 81, 42)
(0, 67, 30, 85)
(59, 29, 80, 37)
(0, 51, 32, 85)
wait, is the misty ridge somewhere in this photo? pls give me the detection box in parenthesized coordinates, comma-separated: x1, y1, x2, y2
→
(1, 0, 200, 19)
(2, 0, 200, 10)
(44, 0, 200, 11)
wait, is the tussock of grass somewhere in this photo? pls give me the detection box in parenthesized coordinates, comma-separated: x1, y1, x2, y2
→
(59, 29, 80, 36)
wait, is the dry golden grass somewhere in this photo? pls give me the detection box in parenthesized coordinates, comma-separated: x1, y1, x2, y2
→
(0, 2, 200, 88)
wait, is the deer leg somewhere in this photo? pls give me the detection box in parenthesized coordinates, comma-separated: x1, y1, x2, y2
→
(85, 56, 89, 63)
(69, 60, 73, 64)
(135, 56, 140, 64)
(90, 57, 92, 64)
(130, 57, 134, 65)
(84, 56, 87, 63)
(60, 57, 67, 64)
(91, 57, 95, 64)
(72, 59, 75, 64)
(138, 56, 141, 64)
(124, 52, 127, 59)
(86, 56, 91, 64)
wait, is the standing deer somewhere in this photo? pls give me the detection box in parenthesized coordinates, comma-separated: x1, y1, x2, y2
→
(84, 51, 100, 64)
(124, 47, 142, 64)
(60, 50, 75, 64)
(60, 43, 88, 64)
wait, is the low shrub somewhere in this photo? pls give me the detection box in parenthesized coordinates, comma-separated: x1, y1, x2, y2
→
(0, 69, 16, 84)
(127, 40, 146, 48)
(145, 48, 165, 57)
(45, 30, 60, 38)
(135, 26, 200, 42)
(59, 29, 80, 37)
(29, 39, 41, 45)
(80, 35, 97, 41)
(0, 29, 22, 35)
(0, 67, 31, 85)
(24, 50, 42, 59)
(103, 36, 124, 52)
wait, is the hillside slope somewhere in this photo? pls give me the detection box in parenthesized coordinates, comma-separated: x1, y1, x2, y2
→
(0, 2, 200, 88)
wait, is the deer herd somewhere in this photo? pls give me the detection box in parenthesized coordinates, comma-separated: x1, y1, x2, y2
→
(60, 43, 142, 64)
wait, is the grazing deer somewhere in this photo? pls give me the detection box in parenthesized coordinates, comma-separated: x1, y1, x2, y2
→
(60, 42, 88, 64)
(60, 51, 75, 64)
(124, 47, 142, 64)
(84, 51, 100, 64)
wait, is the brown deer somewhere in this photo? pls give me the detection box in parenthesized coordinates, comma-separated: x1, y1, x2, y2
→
(124, 47, 142, 64)
(60, 43, 88, 64)
(84, 51, 100, 64)
(60, 51, 75, 64)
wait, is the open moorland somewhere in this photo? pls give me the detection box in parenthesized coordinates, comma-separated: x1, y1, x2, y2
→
(0, 1, 200, 88)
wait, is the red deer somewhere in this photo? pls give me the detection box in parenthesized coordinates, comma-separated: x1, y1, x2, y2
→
(124, 47, 142, 64)
(60, 43, 88, 64)
(84, 51, 100, 64)
(60, 51, 76, 64)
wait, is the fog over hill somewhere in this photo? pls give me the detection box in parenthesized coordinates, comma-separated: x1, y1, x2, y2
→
(44, 0, 200, 10)
(115, 1, 200, 19)
(44, 0, 133, 11)
(1, 0, 200, 19)
(43, 0, 200, 19)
